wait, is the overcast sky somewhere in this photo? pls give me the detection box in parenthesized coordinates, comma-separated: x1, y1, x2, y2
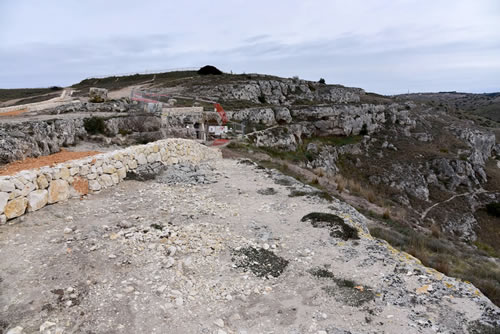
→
(1, 0, 499, 94)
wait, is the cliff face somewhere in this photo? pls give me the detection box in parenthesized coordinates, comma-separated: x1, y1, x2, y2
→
(0, 119, 87, 164)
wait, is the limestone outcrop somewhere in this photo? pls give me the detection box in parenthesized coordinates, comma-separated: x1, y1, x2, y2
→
(188, 78, 363, 105)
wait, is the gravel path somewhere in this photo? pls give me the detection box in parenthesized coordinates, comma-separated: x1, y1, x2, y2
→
(0, 159, 499, 334)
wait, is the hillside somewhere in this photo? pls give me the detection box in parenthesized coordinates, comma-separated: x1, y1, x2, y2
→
(0, 67, 499, 319)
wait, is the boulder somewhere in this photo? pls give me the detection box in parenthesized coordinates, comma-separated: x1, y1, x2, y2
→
(274, 107, 292, 124)
(89, 87, 108, 103)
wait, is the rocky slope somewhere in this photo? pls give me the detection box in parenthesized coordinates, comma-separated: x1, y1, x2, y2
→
(2, 70, 499, 309)
(1, 158, 499, 333)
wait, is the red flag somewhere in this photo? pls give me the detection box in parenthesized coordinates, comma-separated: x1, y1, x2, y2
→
(214, 103, 228, 124)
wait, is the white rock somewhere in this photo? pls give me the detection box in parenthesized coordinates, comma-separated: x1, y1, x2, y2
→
(123, 286, 135, 293)
(0, 192, 9, 214)
(63, 227, 73, 234)
(0, 180, 15, 192)
(165, 257, 175, 268)
(89, 180, 101, 191)
(213, 319, 225, 328)
(168, 245, 177, 256)
(27, 190, 48, 212)
(6, 326, 24, 334)
(40, 321, 56, 332)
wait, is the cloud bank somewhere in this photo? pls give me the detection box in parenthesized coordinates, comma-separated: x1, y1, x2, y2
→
(1, 0, 499, 94)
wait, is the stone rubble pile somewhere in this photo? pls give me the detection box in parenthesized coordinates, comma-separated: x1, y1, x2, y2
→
(155, 163, 218, 185)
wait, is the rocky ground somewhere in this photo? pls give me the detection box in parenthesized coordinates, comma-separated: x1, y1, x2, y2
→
(1, 158, 499, 334)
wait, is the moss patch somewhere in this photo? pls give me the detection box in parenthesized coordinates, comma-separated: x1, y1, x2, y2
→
(289, 190, 333, 202)
(308, 268, 375, 307)
(301, 212, 359, 240)
(232, 247, 289, 278)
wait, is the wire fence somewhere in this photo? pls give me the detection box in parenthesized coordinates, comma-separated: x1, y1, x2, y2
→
(85, 67, 199, 80)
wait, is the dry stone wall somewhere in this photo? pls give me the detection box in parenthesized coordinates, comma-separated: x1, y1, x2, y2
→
(0, 139, 221, 223)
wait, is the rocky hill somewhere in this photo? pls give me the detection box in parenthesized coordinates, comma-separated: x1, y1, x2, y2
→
(1, 69, 499, 316)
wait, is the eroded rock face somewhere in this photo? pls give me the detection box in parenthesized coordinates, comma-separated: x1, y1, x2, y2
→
(0, 119, 87, 164)
(246, 127, 299, 151)
(227, 108, 276, 126)
(188, 79, 363, 105)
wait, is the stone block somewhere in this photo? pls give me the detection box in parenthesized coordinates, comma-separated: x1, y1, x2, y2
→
(4, 197, 28, 219)
(0, 180, 15, 192)
(21, 182, 36, 196)
(0, 192, 9, 214)
(111, 173, 119, 184)
(147, 152, 160, 163)
(69, 167, 79, 176)
(137, 153, 147, 165)
(48, 179, 70, 204)
(89, 180, 101, 191)
(117, 167, 127, 179)
(27, 190, 48, 212)
(72, 177, 89, 196)
(80, 165, 90, 176)
(103, 165, 116, 174)
(13, 178, 24, 189)
(55, 167, 70, 180)
(128, 159, 138, 169)
(37, 175, 49, 189)
(99, 174, 113, 187)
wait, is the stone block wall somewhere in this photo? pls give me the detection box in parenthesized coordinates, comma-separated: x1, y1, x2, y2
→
(0, 139, 221, 223)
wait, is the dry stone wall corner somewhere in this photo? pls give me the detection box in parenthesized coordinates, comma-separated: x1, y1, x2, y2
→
(0, 139, 222, 223)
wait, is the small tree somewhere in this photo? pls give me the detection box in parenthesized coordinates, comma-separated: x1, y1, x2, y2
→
(318, 78, 326, 84)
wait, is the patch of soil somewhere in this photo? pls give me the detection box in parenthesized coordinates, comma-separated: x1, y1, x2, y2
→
(0, 149, 101, 176)
(0, 108, 29, 117)
(301, 212, 359, 240)
(232, 247, 289, 278)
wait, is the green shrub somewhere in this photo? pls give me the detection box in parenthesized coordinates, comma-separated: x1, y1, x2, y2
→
(318, 78, 326, 84)
(118, 128, 132, 136)
(486, 202, 500, 217)
(84, 116, 107, 135)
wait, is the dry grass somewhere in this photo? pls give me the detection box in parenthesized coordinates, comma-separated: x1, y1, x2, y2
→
(369, 217, 500, 307)
(431, 224, 441, 239)
(334, 174, 382, 205)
